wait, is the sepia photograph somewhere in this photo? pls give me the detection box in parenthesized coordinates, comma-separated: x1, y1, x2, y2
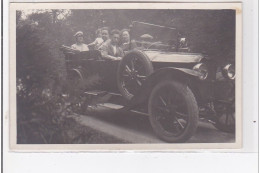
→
(9, 3, 242, 150)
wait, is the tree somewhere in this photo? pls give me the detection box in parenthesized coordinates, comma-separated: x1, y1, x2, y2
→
(16, 10, 102, 144)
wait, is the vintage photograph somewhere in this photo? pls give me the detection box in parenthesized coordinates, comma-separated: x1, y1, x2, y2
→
(10, 3, 242, 149)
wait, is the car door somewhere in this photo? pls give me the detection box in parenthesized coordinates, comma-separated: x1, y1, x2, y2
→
(83, 57, 120, 93)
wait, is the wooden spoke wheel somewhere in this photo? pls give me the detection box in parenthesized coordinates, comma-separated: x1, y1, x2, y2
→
(148, 80, 199, 143)
(117, 50, 153, 100)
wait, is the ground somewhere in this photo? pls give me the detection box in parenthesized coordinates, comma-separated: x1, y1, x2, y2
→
(73, 105, 235, 143)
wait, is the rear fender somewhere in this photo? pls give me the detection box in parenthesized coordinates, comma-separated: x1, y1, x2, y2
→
(68, 68, 84, 80)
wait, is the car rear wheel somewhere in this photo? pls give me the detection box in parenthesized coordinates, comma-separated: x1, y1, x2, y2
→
(117, 50, 153, 100)
(148, 80, 199, 143)
(66, 69, 85, 113)
(67, 69, 83, 86)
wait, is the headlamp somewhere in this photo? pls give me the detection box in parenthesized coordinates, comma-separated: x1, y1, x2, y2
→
(222, 64, 235, 80)
(193, 63, 208, 80)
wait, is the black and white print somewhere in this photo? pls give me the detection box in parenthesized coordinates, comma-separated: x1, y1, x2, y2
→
(11, 3, 241, 148)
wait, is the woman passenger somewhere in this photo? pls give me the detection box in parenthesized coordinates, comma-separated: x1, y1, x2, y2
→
(71, 31, 89, 52)
(120, 29, 137, 52)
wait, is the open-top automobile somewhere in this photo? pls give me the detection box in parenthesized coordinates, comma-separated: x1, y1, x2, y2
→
(61, 21, 235, 143)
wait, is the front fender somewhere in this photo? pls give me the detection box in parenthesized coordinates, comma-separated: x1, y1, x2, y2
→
(128, 67, 201, 107)
(173, 68, 202, 77)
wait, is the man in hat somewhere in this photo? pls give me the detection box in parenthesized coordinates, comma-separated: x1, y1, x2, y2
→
(100, 29, 124, 60)
(71, 31, 89, 52)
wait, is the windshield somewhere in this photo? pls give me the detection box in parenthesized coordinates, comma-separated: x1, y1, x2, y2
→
(130, 21, 179, 51)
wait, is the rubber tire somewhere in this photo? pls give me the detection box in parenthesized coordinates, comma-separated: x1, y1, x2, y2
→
(117, 50, 153, 100)
(148, 80, 199, 143)
(67, 69, 83, 85)
(66, 69, 85, 114)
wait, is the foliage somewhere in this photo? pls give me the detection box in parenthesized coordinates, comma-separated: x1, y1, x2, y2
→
(16, 10, 102, 144)
(68, 9, 235, 63)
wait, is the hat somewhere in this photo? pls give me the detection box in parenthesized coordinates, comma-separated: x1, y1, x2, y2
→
(140, 34, 153, 40)
(74, 31, 83, 37)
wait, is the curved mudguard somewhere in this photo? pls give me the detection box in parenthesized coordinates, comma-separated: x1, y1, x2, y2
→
(68, 68, 84, 79)
(128, 67, 201, 107)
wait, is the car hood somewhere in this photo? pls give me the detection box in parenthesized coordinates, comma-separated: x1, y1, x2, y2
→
(143, 50, 204, 63)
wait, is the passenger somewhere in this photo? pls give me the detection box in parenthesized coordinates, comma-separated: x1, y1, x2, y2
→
(88, 28, 104, 50)
(120, 29, 137, 52)
(97, 27, 111, 50)
(71, 31, 89, 52)
(100, 29, 124, 60)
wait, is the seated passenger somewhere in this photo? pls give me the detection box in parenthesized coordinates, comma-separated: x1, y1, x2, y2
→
(120, 29, 137, 52)
(97, 27, 111, 50)
(100, 29, 124, 60)
(88, 28, 104, 50)
(71, 31, 89, 52)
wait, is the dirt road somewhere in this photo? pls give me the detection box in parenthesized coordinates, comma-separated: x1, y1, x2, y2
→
(74, 105, 235, 143)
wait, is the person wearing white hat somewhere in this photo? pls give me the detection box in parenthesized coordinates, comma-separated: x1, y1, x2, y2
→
(71, 31, 89, 52)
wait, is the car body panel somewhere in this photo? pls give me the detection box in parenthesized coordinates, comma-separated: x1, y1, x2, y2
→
(144, 50, 204, 63)
(64, 50, 214, 104)
(81, 59, 120, 92)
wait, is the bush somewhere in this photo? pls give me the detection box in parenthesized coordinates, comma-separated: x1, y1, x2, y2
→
(16, 14, 102, 144)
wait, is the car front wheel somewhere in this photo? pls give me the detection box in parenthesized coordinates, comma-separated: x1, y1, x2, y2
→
(148, 80, 199, 143)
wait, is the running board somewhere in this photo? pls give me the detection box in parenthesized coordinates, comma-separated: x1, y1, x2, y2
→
(84, 91, 122, 97)
(98, 103, 150, 116)
(98, 103, 124, 110)
(96, 102, 216, 121)
(84, 90, 107, 96)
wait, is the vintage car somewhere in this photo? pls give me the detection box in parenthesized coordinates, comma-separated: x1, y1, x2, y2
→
(61, 21, 235, 143)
